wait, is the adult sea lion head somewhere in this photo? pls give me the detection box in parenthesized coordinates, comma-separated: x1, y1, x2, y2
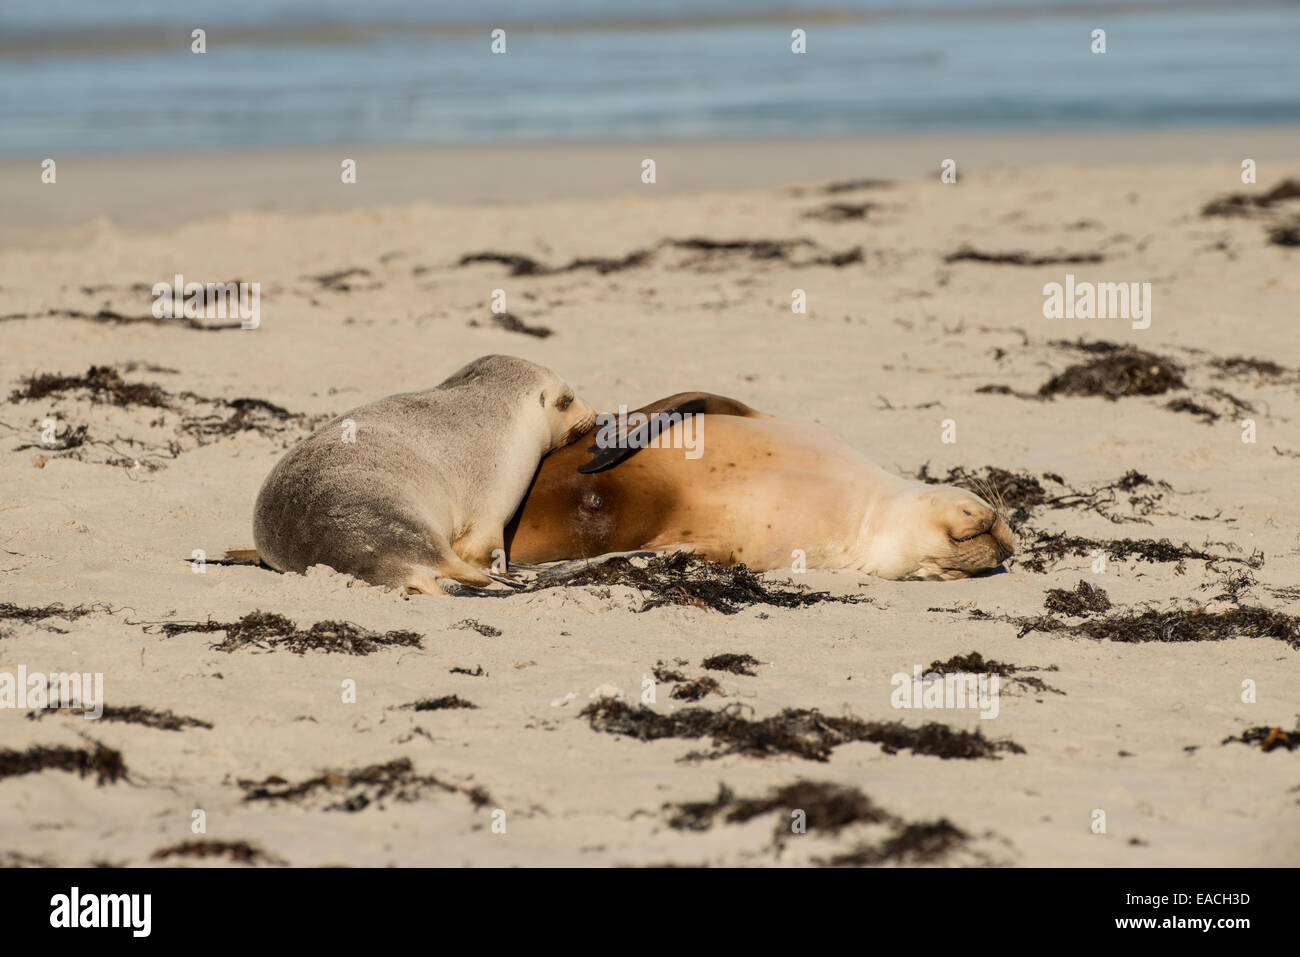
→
(866, 483, 1015, 581)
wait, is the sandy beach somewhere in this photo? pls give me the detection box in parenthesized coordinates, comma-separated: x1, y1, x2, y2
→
(2, 132, 1298, 867)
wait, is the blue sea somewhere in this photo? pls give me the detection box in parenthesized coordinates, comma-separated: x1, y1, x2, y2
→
(1, 0, 1297, 156)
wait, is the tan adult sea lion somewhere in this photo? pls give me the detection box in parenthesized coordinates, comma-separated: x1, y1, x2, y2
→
(505, 392, 1014, 580)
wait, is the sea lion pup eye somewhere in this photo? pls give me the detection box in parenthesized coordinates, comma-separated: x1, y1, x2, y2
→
(251, 354, 595, 594)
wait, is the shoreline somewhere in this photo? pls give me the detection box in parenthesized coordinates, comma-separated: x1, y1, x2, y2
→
(3, 125, 1298, 246)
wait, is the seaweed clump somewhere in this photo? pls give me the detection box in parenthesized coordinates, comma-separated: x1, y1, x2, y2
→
(702, 653, 761, 676)
(238, 757, 490, 811)
(526, 552, 868, 615)
(1201, 178, 1300, 217)
(664, 780, 974, 865)
(27, 704, 212, 731)
(1017, 532, 1263, 573)
(151, 840, 284, 865)
(924, 650, 1064, 696)
(9, 365, 169, 407)
(1043, 580, 1112, 616)
(1221, 725, 1298, 753)
(579, 700, 1024, 762)
(159, 611, 422, 655)
(0, 602, 93, 637)
(667, 781, 891, 835)
(0, 742, 126, 785)
(1017, 605, 1300, 650)
(817, 820, 970, 867)
(404, 695, 477, 711)
(671, 677, 723, 701)
(1039, 348, 1185, 399)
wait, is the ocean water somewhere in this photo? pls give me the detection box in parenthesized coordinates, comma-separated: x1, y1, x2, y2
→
(0, 0, 1297, 155)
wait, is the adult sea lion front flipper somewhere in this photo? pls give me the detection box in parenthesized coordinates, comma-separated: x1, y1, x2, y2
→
(577, 391, 772, 473)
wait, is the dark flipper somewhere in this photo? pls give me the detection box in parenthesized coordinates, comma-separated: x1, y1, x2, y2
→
(576, 392, 768, 474)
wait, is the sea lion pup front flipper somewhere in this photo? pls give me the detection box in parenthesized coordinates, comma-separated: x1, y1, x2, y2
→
(578, 391, 772, 473)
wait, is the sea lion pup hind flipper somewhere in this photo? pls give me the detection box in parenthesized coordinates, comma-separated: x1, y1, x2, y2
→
(577, 391, 772, 474)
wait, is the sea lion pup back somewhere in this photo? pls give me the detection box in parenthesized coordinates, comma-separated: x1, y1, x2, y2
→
(253, 355, 595, 593)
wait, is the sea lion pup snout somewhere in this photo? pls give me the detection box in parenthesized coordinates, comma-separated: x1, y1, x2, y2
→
(252, 354, 594, 594)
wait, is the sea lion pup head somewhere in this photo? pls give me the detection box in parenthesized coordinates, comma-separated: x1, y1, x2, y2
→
(439, 355, 596, 448)
(869, 484, 1015, 581)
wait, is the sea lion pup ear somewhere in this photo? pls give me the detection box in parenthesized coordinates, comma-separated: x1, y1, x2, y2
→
(577, 392, 770, 474)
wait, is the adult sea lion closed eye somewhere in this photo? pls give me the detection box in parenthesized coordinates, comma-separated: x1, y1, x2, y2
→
(252, 355, 596, 593)
(505, 392, 1014, 581)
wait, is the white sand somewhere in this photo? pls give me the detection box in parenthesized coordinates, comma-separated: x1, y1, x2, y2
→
(1, 140, 1298, 866)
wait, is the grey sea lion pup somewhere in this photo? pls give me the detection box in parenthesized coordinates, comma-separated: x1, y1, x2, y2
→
(253, 355, 596, 593)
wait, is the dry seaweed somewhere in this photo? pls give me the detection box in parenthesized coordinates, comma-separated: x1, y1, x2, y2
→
(307, 267, 372, 291)
(664, 780, 975, 866)
(458, 252, 547, 276)
(404, 695, 477, 711)
(26, 704, 212, 731)
(1221, 724, 1298, 752)
(580, 700, 1024, 762)
(1165, 397, 1220, 423)
(0, 601, 95, 638)
(1210, 356, 1291, 379)
(10, 365, 169, 407)
(666, 781, 891, 835)
(12, 423, 90, 452)
(803, 202, 878, 222)
(652, 661, 689, 683)
(817, 820, 969, 867)
(1, 307, 243, 332)
(701, 653, 761, 676)
(449, 665, 487, 677)
(561, 249, 654, 274)
(809, 245, 864, 267)
(1038, 348, 1185, 398)
(523, 551, 868, 615)
(451, 619, 501, 637)
(177, 396, 300, 440)
(820, 178, 893, 193)
(669, 237, 813, 260)
(1201, 177, 1300, 216)
(1017, 605, 1300, 649)
(671, 677, 724, 701)
(1267, 220, 1300, 246)
(238, 757, 490, 811)
(914, 465, 1167, 525)
(159, 610, 423, 655)
(151, 840, 284, 865)
(458, 249, 652, 277)
(923, 650, 1065, 696)
(468, 312, 553, 338)
(1017, 531, 1263, 573)
(944, 247, 1104, 266)
(0, 742, 126, 785)
(1043, 580, 1113, 615)
(8, 365, 310, 448)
